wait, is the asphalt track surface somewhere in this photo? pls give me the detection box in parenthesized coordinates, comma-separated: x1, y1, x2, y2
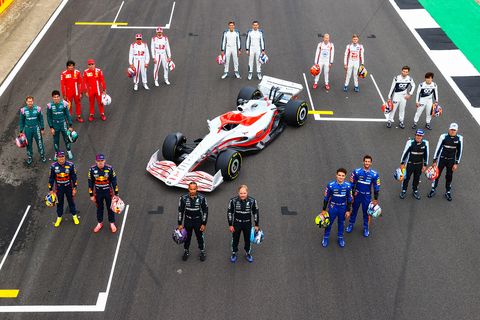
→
(0, 0, 479, 319)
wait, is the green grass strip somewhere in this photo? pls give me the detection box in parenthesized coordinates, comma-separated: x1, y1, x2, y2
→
(419, 0, 480, 73)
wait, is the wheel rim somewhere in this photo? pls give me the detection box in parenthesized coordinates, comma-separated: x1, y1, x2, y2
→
(230, 158, 240, 174)
(298, 106, 307, 122)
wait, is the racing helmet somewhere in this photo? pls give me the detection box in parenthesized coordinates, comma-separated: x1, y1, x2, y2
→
(127, 66, 136, 78)
(425, 165, 439, 181)
(367, 202, 382, 218)
(393, 167, 405, 181)
(431, 103, 443, 117)
(172, 227, 187, 244)
(216, 54, 225, 65)
(358, 64, 368, 78)
(250, 227, 265, 244)
(258, 53, 269, 64)
(315, 212, 330, 228)
(310, 64, 320, 76)
(382, 100, 394, 114)
(110, 195, 125, 214)
(15, 133, 28, 148)
(101, 93, 112, 106)
(67, 130, 78, 143)
(45, 193, 57, 207)
(168, 60, 175, 72)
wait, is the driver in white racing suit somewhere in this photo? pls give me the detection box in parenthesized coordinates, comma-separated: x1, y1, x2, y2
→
(313, 33, 334, 91)
(343, 34, 364, 92)
(151, 27, 172, 86)
(221, 21, 241, 79)
(245, 20, 265, 81)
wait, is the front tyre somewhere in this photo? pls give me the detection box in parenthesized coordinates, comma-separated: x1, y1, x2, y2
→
(215, 149, 242, 181)
(284, 100, 308, 127)
(161, 132, 186, 163)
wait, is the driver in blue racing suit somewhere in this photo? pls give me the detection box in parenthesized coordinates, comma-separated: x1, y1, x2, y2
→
(321, 168, 352, 248)
(347, 155, 380, 237)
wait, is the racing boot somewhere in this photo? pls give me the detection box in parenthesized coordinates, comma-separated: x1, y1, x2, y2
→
(134, 84, 138, 91)
(67, 150, 73, 160)
(53, 153, 57, 161)
(399, 121, 405, 129)
(88, 114, 94, 122)
(445, 191, 452, 201)
(54, 217, 62, 228)
(412, 122, 417, 129)
(234, 72, 241, 79)
(155, 80, 159, 87)
(110, 223, 117, 233)
(343, 85, 348, 92)
(386, 121, 392, 128)
(245, 253, 254, 263)
(100, 114, 107, 121)
(143, 83, 150, 90)
(26, 157, 33, 165)
(77, 116, 84, 123)
(363, 227, 370, 238)
(425, 123, 432, 130)
(248, 72, 253, 80)
(41, 155, 47, 163)
(399, 190, 407, 199)
(93, 222, 103, 233)
(346, 223, 354, 233)
(427, 188, 436, 198)
(221, 72, 228, 79)
(182, 250, 190, 261)
(230, 253, 237, 263)
(200, 250, 206, 261)
(313, 82, 318, 90)
(413, 190, 421, 200)
(325, 83, 330, 91)
(72, 215, 80, 225)
(257, 73, 262, 80)
(338, 237, 345, 248)
(165, 79, 170, 85)
(354, 86, 359, 92)
(322, 236, 329, 247)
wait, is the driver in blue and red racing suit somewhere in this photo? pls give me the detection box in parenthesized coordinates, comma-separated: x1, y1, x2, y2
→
(321, 168, 352, 248)
(347, 155, 380, 238)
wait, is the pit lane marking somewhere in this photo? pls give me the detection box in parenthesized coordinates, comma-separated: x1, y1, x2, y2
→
(0, 206, 31, 272)
(302, 73, 320, 120)
(308, 110, 334, 115)
(0, 290, 19, 298)
(0, 205, 130, 312)
(75, 22, 128, 26)
(111, 1, 176, 30)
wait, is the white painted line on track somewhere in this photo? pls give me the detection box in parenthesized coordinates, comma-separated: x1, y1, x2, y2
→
(316, 117, 387, 122)
(0, 206, 31, 272)
(302, 73, 320, 120)
(0, 0, 69, 98)
(113, 1, 175, 30)
(369, 74, 386, 105)
(0, 205, 130, 313)
(387, 0, 480, 125)
(110, 1, 125, 29)
(399, 9, 439, 29)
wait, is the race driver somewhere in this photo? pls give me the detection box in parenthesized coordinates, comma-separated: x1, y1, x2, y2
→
(413, 72, 438, 130)
(60, 60, 84, 122)
(129, 33, 150, 91)
(347, 155, 380, 237)
(46, 90, 74, 160)
(151, 27, 172, 86)
(245, 20, 265, 80)
(83, 59, 107, 122)
(343, 34, 364, 92)
(428, 123, 463, 201)
(313, 33, 334, 91)
(178, 182, 208, 262)
(220, 21, 241, 79)
(321, 168, 352, 248)
(19, 96, 46, 165)
(386, 66, 416, 129)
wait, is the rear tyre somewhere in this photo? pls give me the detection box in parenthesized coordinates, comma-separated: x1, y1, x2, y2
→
(284, 100, 308, 127)
(237, 87, 263, 106)
(161, 132, 186, 163)
(215, 149, 242, 181)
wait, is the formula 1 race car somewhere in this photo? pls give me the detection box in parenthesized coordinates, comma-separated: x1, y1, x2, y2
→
(147, 76, 309, 192)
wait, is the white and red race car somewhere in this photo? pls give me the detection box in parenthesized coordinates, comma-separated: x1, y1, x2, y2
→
(146, 76, 309, 192)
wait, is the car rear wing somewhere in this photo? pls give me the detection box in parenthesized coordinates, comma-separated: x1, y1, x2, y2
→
(258, 76, 303, 104)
